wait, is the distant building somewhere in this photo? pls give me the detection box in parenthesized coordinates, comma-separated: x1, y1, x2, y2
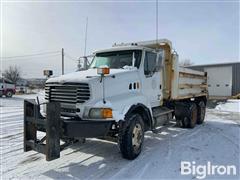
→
(188, 62, 240, 97)
(27, 78, 46, 89)
(16, 78, 28, 86)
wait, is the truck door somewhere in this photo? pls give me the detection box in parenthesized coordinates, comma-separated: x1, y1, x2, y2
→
(141, 51, 163, 107)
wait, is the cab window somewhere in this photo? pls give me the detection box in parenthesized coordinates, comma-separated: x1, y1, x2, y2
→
(90, 50, 142, 69)
(156, 52, 164, 71)
(4, 79, 13, 84)
(144, 51, 157, 76)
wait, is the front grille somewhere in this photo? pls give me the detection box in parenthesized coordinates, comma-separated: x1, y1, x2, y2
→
(45, 83, 90, 104)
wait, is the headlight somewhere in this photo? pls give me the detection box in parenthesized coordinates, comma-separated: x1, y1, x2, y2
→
(89, 108, 113, 119)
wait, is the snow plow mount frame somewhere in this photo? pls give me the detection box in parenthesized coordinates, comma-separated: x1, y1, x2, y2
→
(24, 99, 61, 161)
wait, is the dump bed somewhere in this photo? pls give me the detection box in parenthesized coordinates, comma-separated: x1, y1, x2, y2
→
(171, 60, 208, 100)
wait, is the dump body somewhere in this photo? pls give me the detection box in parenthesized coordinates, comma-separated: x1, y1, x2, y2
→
(170, 60, 208, 100)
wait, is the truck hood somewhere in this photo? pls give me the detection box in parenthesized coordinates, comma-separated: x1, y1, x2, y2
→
(45, 67, 141, 121)
(46, 68, 137, 84)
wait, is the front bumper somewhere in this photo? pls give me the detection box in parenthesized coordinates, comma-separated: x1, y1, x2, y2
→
(24, 100, 115, 161)
(63, 119, 115, 138)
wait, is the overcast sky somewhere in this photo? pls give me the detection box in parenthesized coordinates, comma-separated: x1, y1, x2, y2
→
(1, 1, 239, 78)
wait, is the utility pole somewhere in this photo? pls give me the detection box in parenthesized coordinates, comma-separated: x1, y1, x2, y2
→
(156, 0, 158, 48)
(62, 48, 64, 75)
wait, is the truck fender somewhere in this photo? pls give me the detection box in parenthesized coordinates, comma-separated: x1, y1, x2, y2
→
(122, 103, 153, 131)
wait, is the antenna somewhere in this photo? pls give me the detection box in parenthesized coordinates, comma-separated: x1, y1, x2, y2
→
(156, 0, 158, 49)
(84, 17, 88, 56)
(77, 58, 81, 71)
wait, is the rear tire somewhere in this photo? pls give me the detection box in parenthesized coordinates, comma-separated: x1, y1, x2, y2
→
(197, 101, 206, 124)
(118, 114, 144, 160)
(188, 103, 197, 128)
(6, 91, 13, 98)
(175, 103, 197, 128)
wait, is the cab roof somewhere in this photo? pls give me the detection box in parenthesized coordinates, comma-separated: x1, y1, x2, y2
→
(94, 45, 145, 54)
(94, 39, 172, 54)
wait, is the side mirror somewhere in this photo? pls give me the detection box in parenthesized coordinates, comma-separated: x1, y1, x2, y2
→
(43, 70, 53, 78)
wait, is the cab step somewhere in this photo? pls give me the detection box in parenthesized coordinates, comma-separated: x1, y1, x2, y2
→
(151, 106, 174, 132)
(152, 107, 174, 118)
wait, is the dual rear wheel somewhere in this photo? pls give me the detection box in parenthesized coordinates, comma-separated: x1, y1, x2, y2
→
(197, 101, 206, 124)
(176, 100, 206, 128)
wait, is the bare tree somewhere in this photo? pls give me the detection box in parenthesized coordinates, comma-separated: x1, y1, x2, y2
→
(179, 59, 194, 67)
(3, 65, 21, 84)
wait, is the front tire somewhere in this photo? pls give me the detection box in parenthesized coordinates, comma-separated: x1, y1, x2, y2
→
(6, 91, 13, 98)
(118, 114, 144, 160)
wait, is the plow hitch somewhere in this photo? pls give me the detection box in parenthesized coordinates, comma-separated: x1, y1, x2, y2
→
(24, 99, 61, 161)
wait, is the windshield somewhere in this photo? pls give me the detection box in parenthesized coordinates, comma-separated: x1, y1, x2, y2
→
(90, 50, 142, 69)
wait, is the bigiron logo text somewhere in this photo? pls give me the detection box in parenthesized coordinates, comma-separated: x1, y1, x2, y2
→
(181, 161, 237, 179)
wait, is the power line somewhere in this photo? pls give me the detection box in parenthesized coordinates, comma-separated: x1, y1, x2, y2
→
(0, 53, 61, 61)
(0, 51, 60, 59)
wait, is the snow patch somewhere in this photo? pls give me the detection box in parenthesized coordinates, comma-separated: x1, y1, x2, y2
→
(215, 100, 240, 113)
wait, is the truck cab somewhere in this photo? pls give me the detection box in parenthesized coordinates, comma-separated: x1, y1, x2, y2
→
(45, 41, 168, 119)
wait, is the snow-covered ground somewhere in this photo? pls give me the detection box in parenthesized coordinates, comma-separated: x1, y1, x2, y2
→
(215, 100, 240, 113)
(1, 95, 239, 180)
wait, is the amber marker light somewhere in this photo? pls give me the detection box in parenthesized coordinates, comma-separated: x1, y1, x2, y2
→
(102, 108, 113, 118)
(97, 67, 110, 75)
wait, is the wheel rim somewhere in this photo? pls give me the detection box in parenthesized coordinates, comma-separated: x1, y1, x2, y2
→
(132, 123, 143, 151)
(7, 92, 12, 96)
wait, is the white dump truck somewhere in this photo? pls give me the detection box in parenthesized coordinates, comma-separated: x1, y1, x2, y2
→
(24, 39, 208, 161)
